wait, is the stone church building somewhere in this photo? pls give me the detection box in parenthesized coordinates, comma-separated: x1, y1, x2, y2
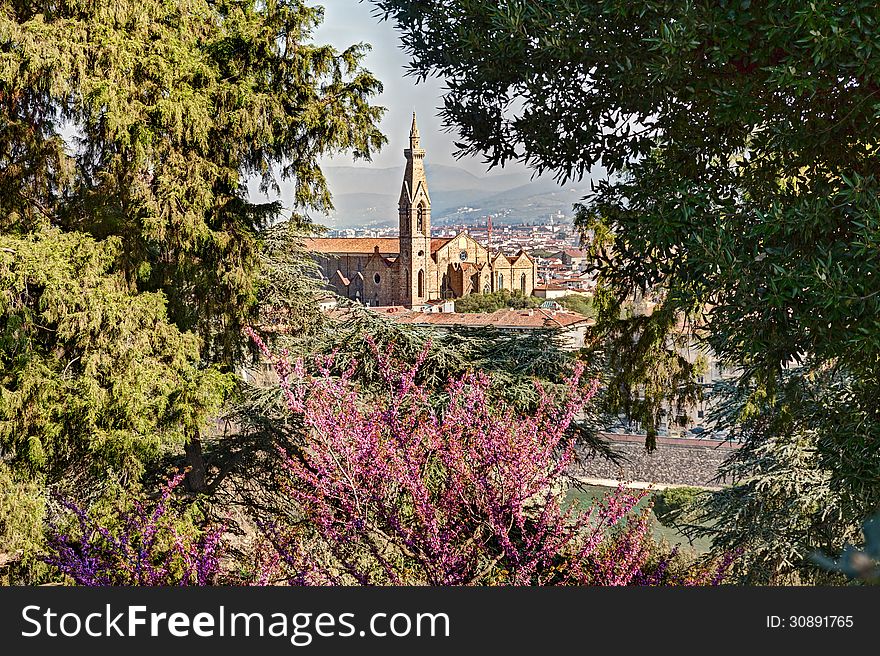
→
(305, 115, 537, 308)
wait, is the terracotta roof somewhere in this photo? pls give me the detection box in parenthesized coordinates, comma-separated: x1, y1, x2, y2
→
(304, 238, 399, 254)
(560, 248, 588, 258)
(305, 237, 453, 255)
(430, 237, 453, 253)
(369, 307, 593, 330)
(366, 306, 411, 316)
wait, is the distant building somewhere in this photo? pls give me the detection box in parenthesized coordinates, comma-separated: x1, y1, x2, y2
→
(353, 306, 594, 350)
(532, 285, 569, 300)
(305, 114, 537, 308)
(317, 296, 338, 312)
(422, 299, 456, 313)
(555, 248, 590, 268)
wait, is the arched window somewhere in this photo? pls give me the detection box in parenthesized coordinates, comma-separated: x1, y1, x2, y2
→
(417, 269, 425, 298)
(416, 203, 425, 234)
(497, 272, 504, 290)
(520, 272, 527, 294)
(483, 283, 490, 294)
(374, 273, 381, 285)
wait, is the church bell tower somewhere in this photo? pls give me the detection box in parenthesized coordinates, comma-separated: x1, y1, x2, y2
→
(398, 113, 432, 306)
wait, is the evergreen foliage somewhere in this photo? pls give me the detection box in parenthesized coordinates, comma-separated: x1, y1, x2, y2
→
(1, 0, 385, 581)
(453, 289, 540, 313)
(372, 0, 880, 577)
(1, 0, 384, 361)
(684, 373, 863, 584)
(254, 216, 327, 337)
(813, 513, 880, 584)
(0, 228, 231, 484)
(0, 462, 47, 584)
(557, 294, 595, 318)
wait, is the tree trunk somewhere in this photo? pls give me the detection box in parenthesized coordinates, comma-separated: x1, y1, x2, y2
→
(185, 430, 208, 493)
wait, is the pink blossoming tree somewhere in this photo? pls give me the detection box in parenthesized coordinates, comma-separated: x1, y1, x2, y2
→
(43, 334, 734, 586)
(248, 330, 731, 586)
(45, 471, 223, 586)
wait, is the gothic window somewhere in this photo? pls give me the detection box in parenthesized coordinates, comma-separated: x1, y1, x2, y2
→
(417, 269, 425, 298)
(497, 272, 504, 290)
(416, 203, 425, 234)
(483, 283, 490, 294)
(374, 273, 381, 285)
(520, 272, 527, 294)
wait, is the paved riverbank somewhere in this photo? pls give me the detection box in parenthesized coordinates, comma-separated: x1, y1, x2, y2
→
(575, 433, 738, 488)
(573, 476, 722, 491)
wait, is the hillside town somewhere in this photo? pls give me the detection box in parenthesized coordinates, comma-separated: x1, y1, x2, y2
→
(301, 117, 742, 444)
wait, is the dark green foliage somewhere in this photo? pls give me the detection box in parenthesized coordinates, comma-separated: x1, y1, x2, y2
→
(557, 294, 595, 318)
(454, 290, 540, 313)
(813, 514, 880, 584)
(1, 0, 385, 465)
(0, 463, 48, 585)
(372, 0, 880, 581)
(0, 229, 231, 485)
(300, 302, 580, 409)
(584, 290, 704, 450)
(683, 371, 869, 584)
(2, 0, 385, 363)
(1, 1, 385, 582)
(254, 217, 327, 338)
(653, 486, 704, 529)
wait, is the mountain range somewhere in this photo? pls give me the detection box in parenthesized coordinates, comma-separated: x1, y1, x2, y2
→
(310, 163, 601, 228)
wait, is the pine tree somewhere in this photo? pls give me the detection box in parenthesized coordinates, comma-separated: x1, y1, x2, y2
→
(0, 1, 385, 580)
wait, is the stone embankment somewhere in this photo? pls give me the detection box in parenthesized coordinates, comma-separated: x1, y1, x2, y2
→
(575, 433, 740, 489)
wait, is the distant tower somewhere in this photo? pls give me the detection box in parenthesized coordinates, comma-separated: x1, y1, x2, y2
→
(487, 214, 493, 250)
(398, 113, 432, 306)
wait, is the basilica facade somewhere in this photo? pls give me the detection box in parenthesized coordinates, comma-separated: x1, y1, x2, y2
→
(305, 115, 537, 308)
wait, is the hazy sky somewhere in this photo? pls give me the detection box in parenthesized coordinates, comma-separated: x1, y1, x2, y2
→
(315, 1, 531, 177)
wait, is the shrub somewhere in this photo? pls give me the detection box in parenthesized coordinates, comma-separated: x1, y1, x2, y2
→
(249, 329, 733, 585)
(44, 471, 223, 586)
(653, 487, 705, 528)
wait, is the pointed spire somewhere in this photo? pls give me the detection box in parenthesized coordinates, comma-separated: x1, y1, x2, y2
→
(410, 111, 420, 149)
(400, 110, 430, 235)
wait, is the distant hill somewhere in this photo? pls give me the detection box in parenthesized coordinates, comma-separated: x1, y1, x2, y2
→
(322, 164, 536, 196)
(250, 163, 603, 228)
